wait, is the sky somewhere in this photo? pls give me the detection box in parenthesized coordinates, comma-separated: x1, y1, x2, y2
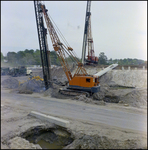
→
(1, 1, 147, 61)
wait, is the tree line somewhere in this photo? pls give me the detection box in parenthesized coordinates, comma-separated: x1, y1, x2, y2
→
(98, 52, 146, 66)
(1, 50, 146, 67)
(1, 49, 60, 66)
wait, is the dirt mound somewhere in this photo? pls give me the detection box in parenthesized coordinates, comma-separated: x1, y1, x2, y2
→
(110, 70, 147, 88)
(8, 137, 41, 149)
(93, 86, 110, 100)
(99, 72, 113, 85)
(42, 83, 71, 99)
(119, 88, 147, 108)
(93, 86, 147, 107)
(72, 95, 106, 105)
(64, 134, 146, 149)
(1, 77, 19, 89)
(18, 79, 45, 94)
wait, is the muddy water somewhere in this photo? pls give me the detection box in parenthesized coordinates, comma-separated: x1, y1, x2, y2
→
(37, 139, 64, 149)
(21, 126, 74, 149)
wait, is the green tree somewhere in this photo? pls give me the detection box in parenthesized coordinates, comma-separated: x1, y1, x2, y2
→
(16, 51, 26, 59)
(24, 53, 36, 65)
(15, 51, 26, 65)
(108, 58, 113, 64)
(34, 49, 41, 65)
(98, 52, 108, 65)
(7, 52, 17, 65)
(50, 51, 59, 65)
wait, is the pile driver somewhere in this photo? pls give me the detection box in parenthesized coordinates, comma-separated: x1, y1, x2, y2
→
(34, 1, 52, 89)
(81, 1, 98, 65)
(34, 1, 100, 96)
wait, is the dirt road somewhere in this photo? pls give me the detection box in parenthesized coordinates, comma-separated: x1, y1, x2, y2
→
(1, 89, 147, 133)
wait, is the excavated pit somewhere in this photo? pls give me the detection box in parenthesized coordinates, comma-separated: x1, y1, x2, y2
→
(20, 126, 74, 149)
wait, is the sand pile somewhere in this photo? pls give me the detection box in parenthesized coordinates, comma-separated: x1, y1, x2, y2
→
(18, 79, 44, 94)
(99, 70, 147, 88)
(72, 95, 106, 105)
(119, 88, 147, 108)
(1, 77, 19, 89)
(93, 86, 147, 108)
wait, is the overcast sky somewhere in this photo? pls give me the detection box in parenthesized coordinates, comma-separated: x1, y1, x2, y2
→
(1, 1, 147, 60)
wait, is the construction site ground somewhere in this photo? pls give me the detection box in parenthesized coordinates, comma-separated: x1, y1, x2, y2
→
(1, 66, 147, 149)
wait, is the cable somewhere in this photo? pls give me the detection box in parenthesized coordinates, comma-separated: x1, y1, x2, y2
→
(47, 13, 70, 48)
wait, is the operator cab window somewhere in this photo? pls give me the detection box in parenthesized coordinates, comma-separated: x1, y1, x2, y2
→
(86, 78, 90, 82)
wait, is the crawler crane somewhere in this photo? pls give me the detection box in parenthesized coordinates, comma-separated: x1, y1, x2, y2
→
(35, 1, 100, 96)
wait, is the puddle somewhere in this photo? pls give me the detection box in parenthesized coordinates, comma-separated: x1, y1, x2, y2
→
(37, 139, 63, 149)
(20, 126, 74, 149)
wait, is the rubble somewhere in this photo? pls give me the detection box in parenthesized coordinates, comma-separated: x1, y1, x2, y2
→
(72, 95, 106, 106)
(1, 77, 19, 89)
(18, 79, 45, 94)
(64, 134, 146, 149)
(8, 137, 41, 149)
(119, 88, 147, 108)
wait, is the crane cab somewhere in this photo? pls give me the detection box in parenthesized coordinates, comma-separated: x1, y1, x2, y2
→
(68, 76, 100, 94)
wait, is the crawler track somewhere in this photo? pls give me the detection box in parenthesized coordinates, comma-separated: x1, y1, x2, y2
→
(59, 88, 90, 97)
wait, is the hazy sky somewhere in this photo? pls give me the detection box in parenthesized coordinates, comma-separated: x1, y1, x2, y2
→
(1, 1, 147, 60)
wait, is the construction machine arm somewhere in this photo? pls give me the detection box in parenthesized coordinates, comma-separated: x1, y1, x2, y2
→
(81, 1, 91, 64)
(81, 1, 98, 65)
(39, 2, 88, 82)
(87, 15, 95, 62)
(34, 1, 100, 95)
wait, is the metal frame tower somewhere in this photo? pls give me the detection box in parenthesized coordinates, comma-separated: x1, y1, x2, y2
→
(34, 1, 52, 89)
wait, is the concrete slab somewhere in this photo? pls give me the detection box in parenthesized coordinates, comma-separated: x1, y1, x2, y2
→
(29, 111, 70, 128)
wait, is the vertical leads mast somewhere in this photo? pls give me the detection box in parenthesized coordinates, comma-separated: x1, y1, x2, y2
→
(81, 1, 91, 64)
(87, 15, 95, 62)
(34, 1, 52, 89)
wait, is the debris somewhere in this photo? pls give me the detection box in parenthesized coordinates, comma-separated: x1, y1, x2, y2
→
(120, 88, 147, 108)
(64, 134, 146, 149)
(2, 77, 19, 89)
(8, 137, 42, 149)
(72, 95, 106, 105)
(18, 79, 44, 94)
